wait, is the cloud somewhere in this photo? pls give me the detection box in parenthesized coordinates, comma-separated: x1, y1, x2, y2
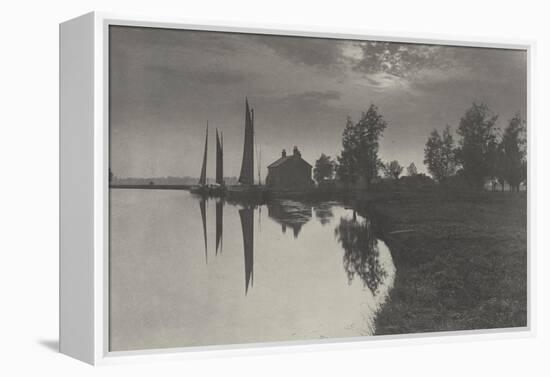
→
(145, 65, 249, 86)
(110, 25, 252, 55)
(353, 41, 446, 77)
(286, 90, 341, 102)
(274, 90, 342, 108)
(256, 35, 346, 69)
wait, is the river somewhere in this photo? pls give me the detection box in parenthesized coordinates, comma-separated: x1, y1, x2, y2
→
(109, 189, 395, 351)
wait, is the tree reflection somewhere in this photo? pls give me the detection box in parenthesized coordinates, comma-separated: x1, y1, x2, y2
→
(334, 212, 386, 295)
(267, 200, 312, 238)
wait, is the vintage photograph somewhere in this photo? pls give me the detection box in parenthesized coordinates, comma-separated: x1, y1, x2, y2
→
(108, 25, 527, 352)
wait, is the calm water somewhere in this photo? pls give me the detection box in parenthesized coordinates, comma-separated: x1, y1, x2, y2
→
(109, 189, 395, 351)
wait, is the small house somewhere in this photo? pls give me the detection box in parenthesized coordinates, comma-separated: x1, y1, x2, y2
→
(265, 147, 314, 190)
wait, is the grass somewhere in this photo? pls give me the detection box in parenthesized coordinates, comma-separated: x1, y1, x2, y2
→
(359, 189, 527, 335)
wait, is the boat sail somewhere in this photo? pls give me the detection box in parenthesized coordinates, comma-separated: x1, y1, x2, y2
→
(215, 129, 224, 186)
(238, 99, 254, 185)
(199, 123, 208, 186)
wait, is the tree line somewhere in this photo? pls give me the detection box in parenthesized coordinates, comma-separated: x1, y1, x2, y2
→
(313, 102, 527, 191)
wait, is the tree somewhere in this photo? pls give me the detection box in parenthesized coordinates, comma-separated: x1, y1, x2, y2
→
(336, 105, 387, 187)
(423, 125, 457, 183)
(314, 153, 335, 183)
(383, 160, 403, 180)
(497, 113, 526, 191)
(406, 162, 418, 176)
(455, 103, 499, 189)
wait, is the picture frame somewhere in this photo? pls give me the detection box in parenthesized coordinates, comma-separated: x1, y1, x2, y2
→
(60, 11, 534, 365)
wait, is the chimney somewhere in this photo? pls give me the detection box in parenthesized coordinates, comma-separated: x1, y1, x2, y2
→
(282, 149, 287, 157)
(293, 146, 301, 157)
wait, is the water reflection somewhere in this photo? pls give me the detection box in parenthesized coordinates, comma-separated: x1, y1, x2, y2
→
(267, 200, 312, 238)
(199, 197, 256, 294)
(239, 207, 254, 294)
(314, 202, 335, 226)
(110, 190, 396, 350)
(215, 200, 223, 255)
(199, 198, 387, 296)
(335, 212, 387, 295)
(199, 198, 208, 263)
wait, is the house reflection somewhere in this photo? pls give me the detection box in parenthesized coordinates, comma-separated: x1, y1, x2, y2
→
(267, 200, 312, 238)
(334, 212, 387, 295)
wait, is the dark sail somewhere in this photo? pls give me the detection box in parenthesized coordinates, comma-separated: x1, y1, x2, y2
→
(199, 124, 208, 186)
(215, 200, 223, 255)
(199, 198, 208, 263)
(239, 207, 254, 294)
(215, 129, 224, 185)
(238, 99, 254, 185)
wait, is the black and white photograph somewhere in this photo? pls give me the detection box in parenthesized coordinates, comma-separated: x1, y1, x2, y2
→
(5, 0, 550, 375)
(108, 26, 527, 351)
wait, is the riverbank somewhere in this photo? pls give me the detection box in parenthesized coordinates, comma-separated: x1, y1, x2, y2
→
(359, 190, 527, 335)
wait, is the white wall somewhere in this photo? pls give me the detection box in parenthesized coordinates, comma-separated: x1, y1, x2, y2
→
(1, 0, 548, 375)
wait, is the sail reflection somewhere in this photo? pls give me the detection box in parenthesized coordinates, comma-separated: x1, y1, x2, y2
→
(199, 198, 208, 263)
(334, 212, 387, 295)
(239, 207, 254, 294)
(267, 200, 312, 238)
(215, 199, 223, 255)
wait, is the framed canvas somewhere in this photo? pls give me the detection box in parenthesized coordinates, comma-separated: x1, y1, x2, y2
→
(60, 12, 533, 365)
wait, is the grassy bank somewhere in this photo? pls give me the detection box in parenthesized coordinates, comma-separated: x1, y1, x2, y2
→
(360, 190, 527, 335)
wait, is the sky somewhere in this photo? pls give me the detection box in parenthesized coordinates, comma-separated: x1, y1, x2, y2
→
(109, 25, 527, 179)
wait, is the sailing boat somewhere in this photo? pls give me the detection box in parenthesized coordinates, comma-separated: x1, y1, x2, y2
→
(239, 98, 255, 186)
(227, 98, 266, 202)
(191, 123, 209, 195)
(191, 123, 226, 196)
(210, 129, 226, 196)
(215, 129, 224, 186)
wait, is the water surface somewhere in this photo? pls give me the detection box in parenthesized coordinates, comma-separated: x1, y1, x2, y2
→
(109, 189, 395, 351)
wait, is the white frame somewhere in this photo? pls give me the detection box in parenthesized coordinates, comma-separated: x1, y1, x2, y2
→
(59, 11, 535, 365)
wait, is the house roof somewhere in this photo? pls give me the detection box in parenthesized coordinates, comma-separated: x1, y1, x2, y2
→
(267, 155, 312, 169)
(267, 156, 291, 168)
